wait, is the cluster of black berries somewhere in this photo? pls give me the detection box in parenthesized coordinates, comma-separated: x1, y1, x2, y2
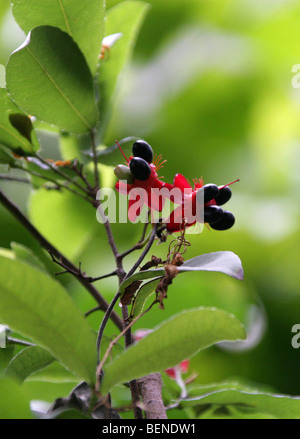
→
(200, 183, 235, 230)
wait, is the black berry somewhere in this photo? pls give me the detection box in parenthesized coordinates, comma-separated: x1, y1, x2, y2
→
(215, 186, 232, 206)
(210, 211, 235, 230)
(132, 140, 153, 163)
(129, 157, 151, 181)
(203, 184, 219, 203)
(204, 205, 224, 224)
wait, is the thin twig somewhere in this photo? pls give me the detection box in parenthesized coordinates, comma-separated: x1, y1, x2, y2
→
(14, 164, 94, 205)
(96, 223, 159, 362)
(71, 160, 93, 190)
(125, 223, 159, 280)
(90, 130, 100, 189)
(35, 153, 91, 196)
(119, 217, 151, 259)
(84, 306, 102, 318)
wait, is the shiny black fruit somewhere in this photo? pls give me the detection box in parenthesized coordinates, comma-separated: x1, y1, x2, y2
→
(210, 211, 235, 230)
(132, 140, 153, 163)
(129, 157, 151, 181)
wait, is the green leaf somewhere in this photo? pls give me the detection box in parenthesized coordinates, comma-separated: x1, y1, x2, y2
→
(6, 26, 97, 134)
(182, 384, 300, 419)
(130, 277, 161, 319)
(0, 377, 32, 419)
(0, 146, 16, 165)
(101, 307, 246, 394)
(0, 251, 97, 384)
(5, 346, 54, 383)
(180, 251, 244, 280)
(119, 251, 244, 297)
(98, 1, 150, 140)
(10, 241, 47, 272)
(12, 0, 105, 74)
(27, 361, 79, 384)
(0, 88, 39, 156)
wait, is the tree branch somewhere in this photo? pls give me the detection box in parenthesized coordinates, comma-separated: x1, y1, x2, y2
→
(138, 373, 167, 419)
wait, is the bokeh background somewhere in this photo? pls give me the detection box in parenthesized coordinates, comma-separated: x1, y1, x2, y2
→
(1, 0, 300, 410)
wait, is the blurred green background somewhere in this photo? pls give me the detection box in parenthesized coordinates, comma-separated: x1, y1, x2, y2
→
(1, 0, 300, 407)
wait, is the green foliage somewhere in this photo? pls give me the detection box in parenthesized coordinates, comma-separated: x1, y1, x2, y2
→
(182, 382, 300, 419)
(0, 88, 39, 156)
(102, 307, 246, 394)
(0, 0, 298, 421)
(0, 251, 97, 384)
(5, 346, 54, 383)
(0, 377, 32, 419)
(97, 1, 150, 140)
(6, 26, 97, 134)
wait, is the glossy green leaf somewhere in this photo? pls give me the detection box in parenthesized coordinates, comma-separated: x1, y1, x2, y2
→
(12, 0, 105, 74)
(5, 346, 54, 383)
(119, 251, 244, 297)
(0, 251, 97, 384)
(98, 1, 150, 139)
(182, 384, 300, 419)
(0, 377, 32, 419)
(101, 307, 246, 394)
(0, 88, 39, 156)
(6, 26, 97, 134)
(130, 277, 161, 319)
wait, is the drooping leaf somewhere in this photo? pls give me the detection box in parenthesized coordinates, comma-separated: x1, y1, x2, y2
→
(181, 383, 300, 419)
(180, 251, 244, 280)
(98, 1, 150, 140)
(0, 377, 32, 419)
(101, 307, 246, 394)
(119, 251, 244, 298)
(5, 345, 54, 383)
(130, 277, 161, 319)
(6, 26, 97, 134)
(0, 251, 97, 384)
(12, 0, 105, 74)
(0, 88, 39, 156)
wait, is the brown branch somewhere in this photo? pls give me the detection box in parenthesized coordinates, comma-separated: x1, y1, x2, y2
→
(138, 373, 167, 419)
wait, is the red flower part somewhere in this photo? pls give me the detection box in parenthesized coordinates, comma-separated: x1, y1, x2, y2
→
(165, 174, 238, 233)
(165, 359, 190, 379)
(114, 141, 168, 222)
